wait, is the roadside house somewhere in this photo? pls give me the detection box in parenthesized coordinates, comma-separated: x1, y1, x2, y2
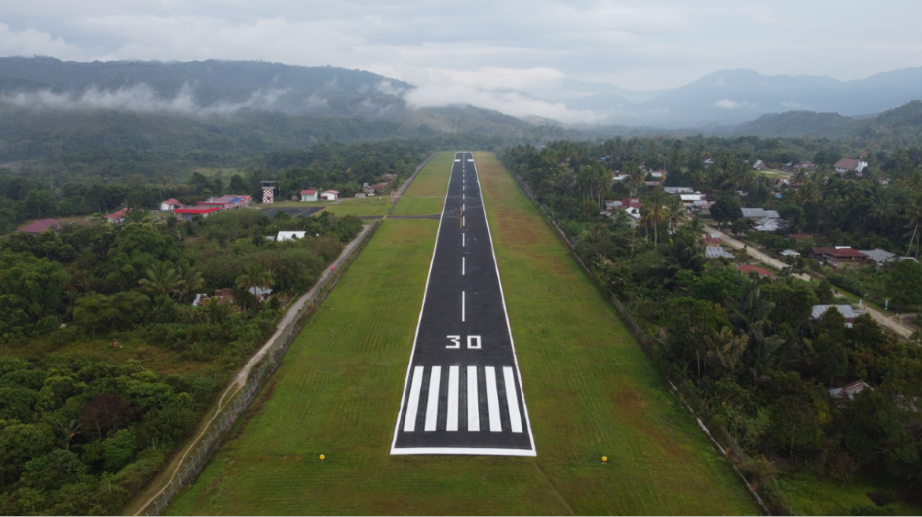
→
(174, 206, 221, 220)
(706, 247, 735, 259)
(300, 190, 318, 202)
(858, 248, 896, 267)
(105, 208, 128, 224)
(833, 158, 868, 174)
(277, 231, 306, 242)
(320, 190, 339, 201)
(737, 264, 775, 278)
(811, 305, 866, 327)
(810, 247, 869, 267)
(159, 198, 185, 211)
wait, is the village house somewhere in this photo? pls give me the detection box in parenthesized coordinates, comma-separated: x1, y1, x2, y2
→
(858, 248, 896, 267)
(277, 231, 306, 242)
(370, 182, 390, 192)
(300, 189, 318, 202)
(810, 247, 869, 267)
(320, 190, 339, 201)
(833, 158, 868, 174)
(17, 218, 62, 235)
(173, 206, 221, 220)
(362, 184, 376, 195)
(779, 249, 801, 258)
(741, 208, 781, 220)
(737, 264, 775, 278)
(159, 198, 185, 212)
(752, 160, 767, 170)
(105, 208, 128, 224)
(663, 187, 694, 194)
(679, 193, 707, 206)
(828, 380, 872, 400)
(811, 305, 866, 327)
(705, 247, 735, 259)
(703, 234, 722, 247)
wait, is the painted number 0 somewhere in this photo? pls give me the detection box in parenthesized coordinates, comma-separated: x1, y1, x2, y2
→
(446, 335, 481, 349)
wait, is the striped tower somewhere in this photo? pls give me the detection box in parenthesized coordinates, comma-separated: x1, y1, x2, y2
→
(260, 181, 276, 204)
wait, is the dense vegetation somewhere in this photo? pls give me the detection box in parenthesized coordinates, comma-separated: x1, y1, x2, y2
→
(503, 140, 922, 514)
(0, 124, 382, 514)
(0, 139, 428, 233)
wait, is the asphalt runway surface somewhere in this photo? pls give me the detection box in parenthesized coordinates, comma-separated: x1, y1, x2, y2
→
(390, 152, 536, 456)
(262, 206, 326, 218)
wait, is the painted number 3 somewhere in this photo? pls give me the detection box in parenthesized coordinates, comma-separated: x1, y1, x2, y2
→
(446, 335, 481, 349)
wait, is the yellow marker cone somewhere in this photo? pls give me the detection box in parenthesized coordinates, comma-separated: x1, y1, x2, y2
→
(602, 456, 608, 463)
(319, 454, 325, 462)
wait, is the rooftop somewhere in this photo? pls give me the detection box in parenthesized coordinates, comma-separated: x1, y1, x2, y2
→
(811, 305, 866, 320)
(17, 218, 62, 234)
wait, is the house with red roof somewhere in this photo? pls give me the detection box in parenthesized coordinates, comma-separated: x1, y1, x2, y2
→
(106, 208, 128, 224)
(833, 158, 868, 174)
(810, 247, 869, 267)
(17, 218, 62, 235)
(300, 189, 318, 202)
(174, 206, 221, 220)
(320, 190, 339, 201)
(159, 198, 185, 212)
(737, 264, 775, 278)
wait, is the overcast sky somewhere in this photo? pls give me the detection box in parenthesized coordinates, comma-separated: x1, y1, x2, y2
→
(2, 0, 921, 120)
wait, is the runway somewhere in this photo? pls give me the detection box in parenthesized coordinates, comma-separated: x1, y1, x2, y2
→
(390, 152, 536, 456)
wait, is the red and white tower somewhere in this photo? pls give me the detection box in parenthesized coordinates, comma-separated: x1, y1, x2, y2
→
(261, 181, 276, 204)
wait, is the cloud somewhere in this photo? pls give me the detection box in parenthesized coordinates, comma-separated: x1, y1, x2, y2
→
(713, 99, 744, 109)
(401, 66, 601, 123)
(0, 84, 291, 116)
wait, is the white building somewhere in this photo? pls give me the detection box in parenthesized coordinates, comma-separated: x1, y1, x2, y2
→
(320, 190, 339, 201)
(277, 231, 306, 242)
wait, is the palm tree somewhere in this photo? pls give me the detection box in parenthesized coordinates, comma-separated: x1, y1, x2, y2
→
(903, 196, 922, 258)
(665, 196, 688, 234)
(724, 278, 785, 368)
(236, 264, 275, 303)
(138, 261, 181, 297)
(176, 264, 206, 301)
(640, 190, 669, 246)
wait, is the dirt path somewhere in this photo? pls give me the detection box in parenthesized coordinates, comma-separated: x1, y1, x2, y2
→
(705, 225, 916, 339)
(861, 305, 914, 339)
(704, 225, 810, 281)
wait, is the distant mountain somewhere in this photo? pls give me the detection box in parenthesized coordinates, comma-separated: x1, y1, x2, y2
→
(726, 100, 922, 141)
(590, 68, 922, 127)
(0, 56, 410, 118)
(730, 111, 853, 137)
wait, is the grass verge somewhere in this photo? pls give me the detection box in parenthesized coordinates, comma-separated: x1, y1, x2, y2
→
(167, 151, 757, 515)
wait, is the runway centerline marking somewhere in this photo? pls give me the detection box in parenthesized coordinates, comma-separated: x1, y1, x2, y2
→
(390, 152, 536, 456)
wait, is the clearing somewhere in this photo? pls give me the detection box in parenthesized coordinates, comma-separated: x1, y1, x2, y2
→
(167, 152, 756, 515)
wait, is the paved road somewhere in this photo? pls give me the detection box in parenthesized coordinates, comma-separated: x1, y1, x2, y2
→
(391, 152, 536, 456)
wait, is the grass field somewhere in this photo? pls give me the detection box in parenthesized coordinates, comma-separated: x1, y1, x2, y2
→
(388, 151, 453, 216)
(167, 152, 756, 515)
(321, 200, 391, 217)
(784, 471, 919, 515)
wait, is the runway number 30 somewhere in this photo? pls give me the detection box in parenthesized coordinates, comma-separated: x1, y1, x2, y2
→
(446, 335, 481, 349)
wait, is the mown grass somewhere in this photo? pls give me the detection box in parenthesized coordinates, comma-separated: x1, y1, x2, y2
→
(168, 152, 756, 515)
(388, 151, 453, 217)
(474, 152, 756, 514)
(784, 471, 919, 515)
(321, 200, 391, 217)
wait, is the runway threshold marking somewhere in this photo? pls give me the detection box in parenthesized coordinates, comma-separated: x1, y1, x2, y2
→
(390, 152, 536, 456)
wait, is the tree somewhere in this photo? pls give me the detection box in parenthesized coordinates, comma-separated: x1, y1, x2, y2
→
(640, 190, 669, 245)
(710, 196, 741, 229)
(706, 327, 749, 376)
(0, 424, 55, 485)
(887, 259, 922, 306)
(664, 297, 729, 377)
(138, 261, 181, 297)
(725, 277, 785, 368)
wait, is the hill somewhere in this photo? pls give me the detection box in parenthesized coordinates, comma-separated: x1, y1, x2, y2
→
(726, 100, 922, 142)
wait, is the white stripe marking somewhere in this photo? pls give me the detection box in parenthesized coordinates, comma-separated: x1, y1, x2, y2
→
(462, 233, 465, 247)
(467, 366, 480, 432)
(462, 216, 465, 226)
(424, 366, 441, 432)
(404, 366, 425, 432)
(447, 366, 459, 431)
(462, 256, 465, 275)
(485, 367, 502, 432)
(461, 291, 465, 321)
(503, 367, 523, 433)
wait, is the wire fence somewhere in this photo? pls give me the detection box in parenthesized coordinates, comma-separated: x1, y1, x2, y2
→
(511, 171, 772, 515)
(140, 220, 382, 516)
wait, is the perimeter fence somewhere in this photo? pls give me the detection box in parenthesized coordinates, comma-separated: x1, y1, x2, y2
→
(510, 171, 773, 515)
(139, 220, 381, 516)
